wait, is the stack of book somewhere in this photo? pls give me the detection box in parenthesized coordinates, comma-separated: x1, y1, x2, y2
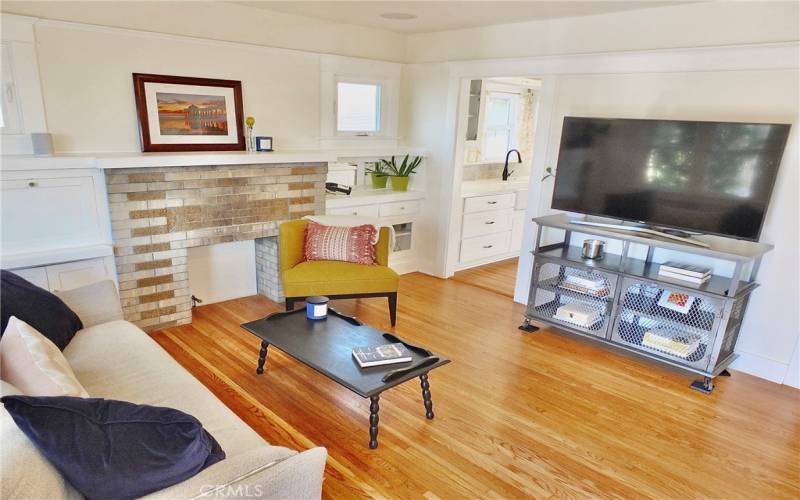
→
(658, 261, 711, 285)
(559, 274, 609, 298)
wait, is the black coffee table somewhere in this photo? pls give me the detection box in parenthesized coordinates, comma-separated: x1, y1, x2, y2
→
(241, 308, 450, 448)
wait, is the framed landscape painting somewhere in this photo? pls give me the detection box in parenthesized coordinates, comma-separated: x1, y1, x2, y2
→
(132, 73, 245, 152)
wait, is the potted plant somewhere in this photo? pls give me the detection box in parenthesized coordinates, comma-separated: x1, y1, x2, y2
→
(383, 154, 422, 192)
(365, 161, 390, 189)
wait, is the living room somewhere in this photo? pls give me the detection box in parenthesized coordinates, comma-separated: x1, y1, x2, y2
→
(1, 1, 798, 498)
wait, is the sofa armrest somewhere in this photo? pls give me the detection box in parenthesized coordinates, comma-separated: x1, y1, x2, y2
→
(144, 446, 327, 499)
(375, 227, 391, 267)
(54, 280, 124, 328)
(278, 220, 309, 273)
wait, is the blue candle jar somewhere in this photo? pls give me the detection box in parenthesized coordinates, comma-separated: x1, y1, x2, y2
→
(306, 296, 329, 320)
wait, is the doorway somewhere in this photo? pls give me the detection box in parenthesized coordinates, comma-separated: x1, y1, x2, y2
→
(445, 76, 545, 296)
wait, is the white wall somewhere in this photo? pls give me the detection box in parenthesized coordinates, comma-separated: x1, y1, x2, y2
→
(400, 63, 455, 275)
(2, 1, 406, 62)
(25, 20, 403, 153)
(406, 1, 800, 63)
(187, 241, 256, 305)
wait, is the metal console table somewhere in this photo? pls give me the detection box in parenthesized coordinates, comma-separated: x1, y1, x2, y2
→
(522, 214, 774, 393)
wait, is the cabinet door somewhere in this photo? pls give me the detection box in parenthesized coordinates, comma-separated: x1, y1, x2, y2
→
(7, 266, 49, 289)
(45, 257, 115, 292)
(1, 176, 105, 255)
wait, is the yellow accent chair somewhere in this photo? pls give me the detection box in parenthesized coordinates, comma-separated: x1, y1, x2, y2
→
(278, 220, 399, 325)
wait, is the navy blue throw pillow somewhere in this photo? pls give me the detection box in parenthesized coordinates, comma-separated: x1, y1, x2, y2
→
(2, 395, 225, 500)
(0, 270, 83, 350)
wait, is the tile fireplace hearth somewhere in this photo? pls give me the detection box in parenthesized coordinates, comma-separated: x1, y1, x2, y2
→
(106, 163, 326, 331)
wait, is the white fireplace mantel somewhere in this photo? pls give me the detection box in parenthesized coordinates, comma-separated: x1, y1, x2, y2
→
(0, 150, 337, 171)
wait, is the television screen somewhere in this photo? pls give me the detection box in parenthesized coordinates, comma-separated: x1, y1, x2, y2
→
(551, 117, 790, 241)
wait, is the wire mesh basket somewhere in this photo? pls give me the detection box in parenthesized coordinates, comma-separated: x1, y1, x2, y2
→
(528, 261, 616, 338)
(611, 278, 723, 370)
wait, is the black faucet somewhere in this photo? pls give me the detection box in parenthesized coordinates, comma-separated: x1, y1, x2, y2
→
(503, 149, 522, 181)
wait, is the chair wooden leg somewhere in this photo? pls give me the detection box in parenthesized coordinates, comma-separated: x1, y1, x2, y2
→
(285, 298, 296, 311)
(387, 292, 397, 327)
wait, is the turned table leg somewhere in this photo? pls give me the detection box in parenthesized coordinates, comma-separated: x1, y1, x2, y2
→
(369, 395, 380, 449)
(256, 341, 269, 374)
(420, 373, 434, 419)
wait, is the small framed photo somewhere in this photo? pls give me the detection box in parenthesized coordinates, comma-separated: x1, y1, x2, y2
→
(132, 73, 245, 152)
(256, 136, 273, 152)
(657, 290, 696, 314)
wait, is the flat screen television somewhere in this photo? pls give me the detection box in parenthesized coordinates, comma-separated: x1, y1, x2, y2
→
(551, 117, 791, 241)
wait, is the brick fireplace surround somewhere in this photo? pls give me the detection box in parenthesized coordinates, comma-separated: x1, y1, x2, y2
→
(106, 163, 327, 331)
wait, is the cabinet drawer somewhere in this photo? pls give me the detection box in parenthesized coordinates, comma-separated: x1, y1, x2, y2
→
(462, 209, 513, 238)
(379, 200, 420, 217)
(327, 205, 380, 218)
(460, 232, 511, 262)
(463, 193, 515, 213)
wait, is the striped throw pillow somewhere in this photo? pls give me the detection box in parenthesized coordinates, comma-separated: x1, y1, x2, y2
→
(304, 222, 377, 265)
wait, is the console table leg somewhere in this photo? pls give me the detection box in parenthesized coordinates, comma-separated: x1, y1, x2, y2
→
(256, 341, 269, 375)
(420, 373, 434, 419)
(369, 395, 380, 449)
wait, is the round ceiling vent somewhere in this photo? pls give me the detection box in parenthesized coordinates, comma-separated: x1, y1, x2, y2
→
(379, 12, 417, 20)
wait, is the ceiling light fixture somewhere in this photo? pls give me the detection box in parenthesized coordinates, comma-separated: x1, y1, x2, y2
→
(379, 12, 417, 20)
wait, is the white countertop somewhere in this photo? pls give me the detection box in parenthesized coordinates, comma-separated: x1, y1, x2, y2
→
(1, 151, 337, 170)
(461, 177, 531, 197)
(326, 187, 425, 207)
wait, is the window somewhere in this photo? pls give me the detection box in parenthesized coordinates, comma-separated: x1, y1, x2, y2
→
(336, 82, 381, 134)
(482, 93, 517, 160)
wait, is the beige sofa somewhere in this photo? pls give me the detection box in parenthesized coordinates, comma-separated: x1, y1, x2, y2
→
(2, 280, 327, 499)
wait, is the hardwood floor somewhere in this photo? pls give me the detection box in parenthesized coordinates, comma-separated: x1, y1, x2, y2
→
(152, 263, 800, 499)
(452, 257, 519, 298)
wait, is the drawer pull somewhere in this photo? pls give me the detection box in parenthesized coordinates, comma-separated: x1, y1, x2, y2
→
(352, 212, 358, 216)
(483, 245, 493, 249)
(484, 221, 495, 225)
(487, 201, 497, 205)
(28, 181, 37, 188)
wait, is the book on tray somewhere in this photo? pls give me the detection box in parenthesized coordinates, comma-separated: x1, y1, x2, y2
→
(352, 343, 412, 368)
(659, 262, 711, 278)
(554, 303, 603, 328)
(658, 269, 710, 284)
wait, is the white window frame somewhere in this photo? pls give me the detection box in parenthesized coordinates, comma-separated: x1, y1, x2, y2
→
(334, 76, 387, 137)
(480, 90, 520, 162)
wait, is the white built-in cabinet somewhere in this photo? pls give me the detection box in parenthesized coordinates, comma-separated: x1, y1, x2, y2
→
(326, 191, 424, 274)
(1, 165, 116, 291)
(457, 188, 529, 269)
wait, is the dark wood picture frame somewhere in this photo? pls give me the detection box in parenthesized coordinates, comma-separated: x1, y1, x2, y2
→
(132, 73, 245, 152)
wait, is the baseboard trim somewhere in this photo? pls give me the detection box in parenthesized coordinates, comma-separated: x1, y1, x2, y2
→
(730, 351, 789, 384)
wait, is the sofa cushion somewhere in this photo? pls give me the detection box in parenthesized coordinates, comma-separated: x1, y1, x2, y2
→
(1, 317, 89, 397)
(282, 260, 399, 297)
(64, 320, 270, 458)
(304, 222, 377, 264)
(54, 280, 124, 329)
(2, 395, 225, 500)
(1, 270, 83, 350)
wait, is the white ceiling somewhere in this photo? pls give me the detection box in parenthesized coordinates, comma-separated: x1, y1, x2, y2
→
(234, 1, 692, 34)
